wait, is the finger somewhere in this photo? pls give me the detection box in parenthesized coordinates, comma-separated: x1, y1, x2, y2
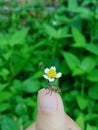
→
(64, 113, 81, 130)
(36, 88, 66, 130)
(26, 115, 81, 130)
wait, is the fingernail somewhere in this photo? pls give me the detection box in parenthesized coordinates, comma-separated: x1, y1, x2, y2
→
(38, 89, 57, 113)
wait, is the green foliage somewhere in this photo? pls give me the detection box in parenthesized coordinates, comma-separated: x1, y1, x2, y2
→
(0, 0, 98, 130)
(62, 52, 80, 71)
(88, 84, 98, 100)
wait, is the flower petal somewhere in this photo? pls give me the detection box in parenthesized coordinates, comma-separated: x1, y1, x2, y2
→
(56, 72, 62, 78)
(50, 66, 56, 71)
(43, 75, 48, 79)
(44, 68, 49, 74)
(48, 78, 55, 82)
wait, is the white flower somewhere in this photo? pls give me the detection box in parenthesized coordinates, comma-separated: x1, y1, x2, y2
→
(43, 66, 62, 82)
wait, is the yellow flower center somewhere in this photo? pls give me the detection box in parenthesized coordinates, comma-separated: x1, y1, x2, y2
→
(48, 69, 56, 78)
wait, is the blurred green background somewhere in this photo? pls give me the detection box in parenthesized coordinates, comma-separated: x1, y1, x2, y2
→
(0, 0, 98, 130)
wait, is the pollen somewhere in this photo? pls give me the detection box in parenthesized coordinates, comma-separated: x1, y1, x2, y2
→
(47, 69, 56, 78)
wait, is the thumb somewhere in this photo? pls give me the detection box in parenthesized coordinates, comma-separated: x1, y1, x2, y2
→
(36, 88, 65, 130)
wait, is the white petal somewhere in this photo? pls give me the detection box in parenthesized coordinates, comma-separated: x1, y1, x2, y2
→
(48, 78, 55, 82)
(44, 68, 49, 74)
(50, 66, 56, 71)
(43, 75, 48, 79)
(56, 72, 62, 78)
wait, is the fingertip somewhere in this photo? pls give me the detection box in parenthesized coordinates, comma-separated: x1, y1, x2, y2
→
(38, 88, 64, 114)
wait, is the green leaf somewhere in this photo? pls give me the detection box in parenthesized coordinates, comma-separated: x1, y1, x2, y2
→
(59, 61, 70, 75)
(72, 43, 98, 55)
(54, 15, 70, 23)
(0, 83, 8, 91)
(15, 103, 27, 116)
(44, 25, 71, 39)
(72, 67, 85, 76)
(12, 54, 28, 74)
(13, 78, 41, 93)
(2, 51, 12, 61)
(24, 97, 36, 107)
(72, 27, 86, 45)
(0, 91, 12, 103)
(0, 68, 9, 77)
(86, 113, 98, 121)
(76, 7, 90, 19)
(56, 27, 71, 39)
(72, 55, 96, 76)
(23, 77, 40, 93)
(76, 113, 85, 130)
(10, 28, 28, 46)
(33, 71, 43, 79)
(72, 43, 86, 48)
(13, 79, 24, 91)
(82, 0, 97, 5)
(80, 56, 96, 73)
(88, 84, 98, 100)
(0, 58, 4, 67)
(1, 116, 19, 130)
(76, 96, 88, 110)
(0, 103, 11, 113)
(86, 124, 93, 130)
(62, 52, 80, 71)
(0, 34, 10, 46)
(44, 24, 57, 38)
(87, 69, 98, 82)
(85, 44, 98, 55)
(68, 0, 78, 10)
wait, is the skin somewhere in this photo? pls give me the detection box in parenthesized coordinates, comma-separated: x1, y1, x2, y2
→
(27, 88, 81, 130)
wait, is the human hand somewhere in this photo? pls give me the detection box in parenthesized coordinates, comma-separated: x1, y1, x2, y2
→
(27, 88, 81, 130)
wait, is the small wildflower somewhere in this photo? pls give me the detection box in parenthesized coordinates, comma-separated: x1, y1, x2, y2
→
(43, 66, 62, 83)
